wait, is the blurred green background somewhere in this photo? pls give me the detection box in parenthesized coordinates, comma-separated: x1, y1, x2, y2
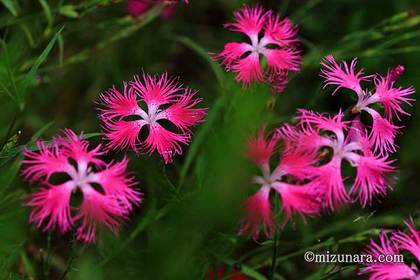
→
(0, 0, 420, 279)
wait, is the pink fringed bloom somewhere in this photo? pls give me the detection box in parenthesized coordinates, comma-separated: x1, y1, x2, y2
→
(98, 73, 206, 164)
(320, 55, 415, 155)
(296, 110, 395, 210)
(127, 0, 188, 18)
(360, 221, 420, 280)
(215, 5, 301, 93)
(22, 129, 142, 243)
(240, 129, 320, 239)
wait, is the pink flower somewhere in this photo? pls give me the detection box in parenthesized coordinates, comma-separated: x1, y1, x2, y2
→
(373, 69, 414, 121)
(22, 129, 142, 243)
(127, 0, 153, 17)
(240, 129, 320, 239)
(320, 55, 415, 155)
(98, 73, 206, 164)
(360, 222, 420, 280)
(297, 110, 395, 209)
(273, 182, 319, 223)
(362, 108, 401, 155)
(127, 0, 188, 18)
(311, 158, 350, 210)
(245, 129, 277, 166)
(239, 187, 274, 240)
(320, 55, 370, 96)
(350, 155, 395, 207)
(215, 5, 301, 93)
(276, 123, 325, 152)
(393, 221, 420, 263)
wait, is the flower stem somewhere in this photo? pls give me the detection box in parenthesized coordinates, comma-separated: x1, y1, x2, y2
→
(60, 237, 77, 280)
(270, 230, 279, 280)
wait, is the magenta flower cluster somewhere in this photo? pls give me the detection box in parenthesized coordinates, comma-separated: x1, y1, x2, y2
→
(21, 4, 417, 272)
(22, 0, 201, 244)
(22, 71, 206, 242)
(321, 56, 414, 155)
(239, 55, 414, 240)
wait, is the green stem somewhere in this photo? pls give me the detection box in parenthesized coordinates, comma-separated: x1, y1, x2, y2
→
(60, 238, 77, 280)
(44, 232, 52, 279)
(269, 231, 279, 280)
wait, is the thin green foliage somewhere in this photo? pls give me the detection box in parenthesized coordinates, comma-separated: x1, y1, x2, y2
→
(0, 1, 419, 279)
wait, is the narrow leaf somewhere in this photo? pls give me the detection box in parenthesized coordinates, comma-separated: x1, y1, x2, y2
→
(1, 0, 19, 16)
(19, 27, 63, 109)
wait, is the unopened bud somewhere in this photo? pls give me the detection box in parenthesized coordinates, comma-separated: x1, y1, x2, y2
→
(389, 65, 405, 83)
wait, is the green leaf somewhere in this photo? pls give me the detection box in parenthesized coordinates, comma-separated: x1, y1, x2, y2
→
(19, 23, 35, 47)
(0, 244, 23, 279)
(1, 0, 19, 16)
(0, 79, 15, 101)
(19, 28, 63, 109)
(58, 33, 64, 66)
(0, 40, 19, 105)
(0, 157, 21, 197)
(179, 98, 223, 186)
(59, 5, 79, 18)
(175, 38, 227, 186)
(30, 121, 55, 142)
(38, 0, 53, 32)
(174, 35, 225, 86)
(96, 4, 163, 49)
(20, 252, 36, 279)
(99, 199, 158, 266)
(241, 265, 268, 280)
(72, 254, 103, 280)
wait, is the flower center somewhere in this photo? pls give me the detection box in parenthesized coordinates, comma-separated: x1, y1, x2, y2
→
(330, 138, 344, 156)
(250, 34, 268, 56)
(67, 161, 95, 191)
(333, 147, 345, 159)
(72, 172, 90, 189)
(253, 42, 266, 55)
(139, 103, 162, 125)
(354, 90, 378, 113)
